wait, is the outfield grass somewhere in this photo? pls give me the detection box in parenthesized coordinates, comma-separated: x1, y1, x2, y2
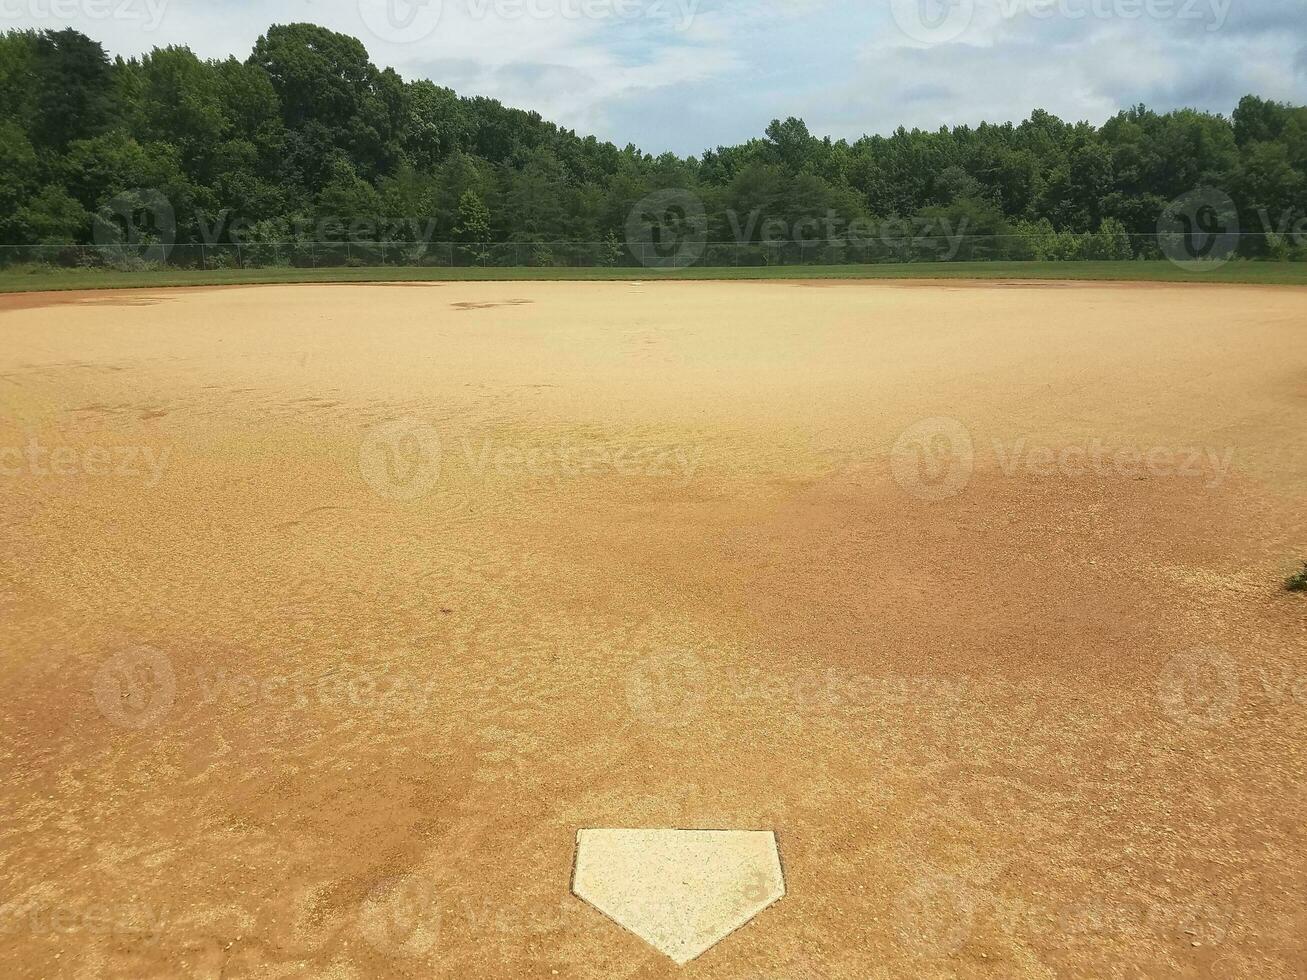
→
(1, 260, 1306, 293)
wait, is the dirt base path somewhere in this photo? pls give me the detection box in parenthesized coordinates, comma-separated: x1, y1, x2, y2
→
(1, 280, 1304, 978)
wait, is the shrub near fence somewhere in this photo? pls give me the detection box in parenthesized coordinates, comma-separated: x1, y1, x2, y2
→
(1, 234, 1304, 272)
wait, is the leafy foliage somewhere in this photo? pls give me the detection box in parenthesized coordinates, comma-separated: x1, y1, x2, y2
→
(1, 25, 1305, 264)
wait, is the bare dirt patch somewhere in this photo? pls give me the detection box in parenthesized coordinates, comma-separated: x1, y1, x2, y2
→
(0, 280, 1304, 978)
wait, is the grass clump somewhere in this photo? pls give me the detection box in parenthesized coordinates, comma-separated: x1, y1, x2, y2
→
(1286, 563, 1307, 592)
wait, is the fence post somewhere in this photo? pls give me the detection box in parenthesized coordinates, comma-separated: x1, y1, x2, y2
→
(200, 242, 207, 271)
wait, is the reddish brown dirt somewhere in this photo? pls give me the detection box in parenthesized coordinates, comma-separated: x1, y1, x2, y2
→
(0, 280, 1304, 979)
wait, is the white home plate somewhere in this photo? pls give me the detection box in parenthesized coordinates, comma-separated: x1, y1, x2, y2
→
(571, 829, 785, 965)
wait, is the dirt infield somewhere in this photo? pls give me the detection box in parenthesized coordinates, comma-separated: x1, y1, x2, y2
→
(1, 280, 1304, 978)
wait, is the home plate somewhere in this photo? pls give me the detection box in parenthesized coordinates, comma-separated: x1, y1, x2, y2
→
(571, 829, 785, 965)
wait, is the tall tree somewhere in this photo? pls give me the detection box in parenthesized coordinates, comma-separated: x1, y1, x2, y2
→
(30, 29, 116, 151)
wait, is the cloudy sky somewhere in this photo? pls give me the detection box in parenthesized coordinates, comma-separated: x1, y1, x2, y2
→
(7, 0, 1307, 154)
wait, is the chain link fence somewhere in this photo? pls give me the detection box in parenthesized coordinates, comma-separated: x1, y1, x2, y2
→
(0, 239, 1004, 271)
(0, 234, 1302, 273)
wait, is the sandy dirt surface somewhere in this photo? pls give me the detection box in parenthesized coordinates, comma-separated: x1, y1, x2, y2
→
(0, 279, 1304, 979)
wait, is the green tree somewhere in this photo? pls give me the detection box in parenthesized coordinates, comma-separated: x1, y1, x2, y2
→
(0, 120, 38, 243)
(1087, 217, 1134, 260)
(249, 23, 402, 178)
(402, 80, 468, 173)
(3, 23, 1307, 273)
(453, 189, 490, 264)
(17, 184, 88, 246)
(30, 29, 116, 151)
(317, 159, 382, 241)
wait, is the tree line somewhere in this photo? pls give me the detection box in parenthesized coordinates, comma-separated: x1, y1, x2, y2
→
(1, 23, 1305, 267)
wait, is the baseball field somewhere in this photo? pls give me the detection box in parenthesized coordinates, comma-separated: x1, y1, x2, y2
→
(1, 279, 1304, 977)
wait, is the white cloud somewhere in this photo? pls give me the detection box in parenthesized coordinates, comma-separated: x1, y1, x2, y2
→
(1, 0, 1303, 153)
